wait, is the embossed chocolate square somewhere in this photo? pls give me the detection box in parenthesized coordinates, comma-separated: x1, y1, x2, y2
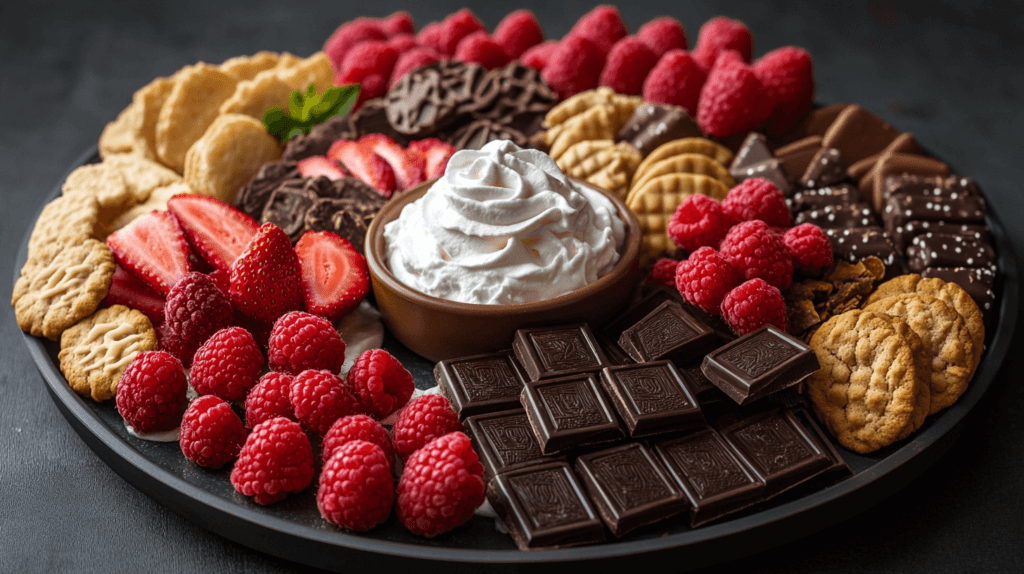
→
(617, 300, 717, 363)
(486, 461, 606, 550)
(435, 350, 528, 419)
(599, 361, 704, 438)
(520, 373, 624, 455)
(701, 325, 820, 405)
(574, 443, 688, 537)
(464, 408, 560, 480)
(512, 323, 612, 381)
(678, 361, 729, 403)
(653, 428, 765, 527)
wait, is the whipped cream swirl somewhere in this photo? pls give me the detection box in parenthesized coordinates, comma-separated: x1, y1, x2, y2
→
(384, 140, 625, 305)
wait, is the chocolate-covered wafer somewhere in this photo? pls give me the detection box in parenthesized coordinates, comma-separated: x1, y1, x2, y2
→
(471, 62, 559, 134)
(799, 147, 846, 189)
(790, 183, 860, 212)
(890, 220, 990, 253)
(617, 300, 718, 364)
(520, 373, 624, 454)
(906, 233, 996, 272)
(599, 361, 704, 438)
(802, 104, 849, 138)
(236, 160, 299, 220)
(435, 350, 528, 419)
(882, 173, 978, 204)
(261, 186, 319, 242)
(846, 132, 920, 180)
(617, 103, 702, 157)
(513, 324, 612, 381)
(774, 136, 822, 181)
(464, 408, 560, 480)
(282, 114, 357, 162)
(882, 194, 986, 236)
(701, 325, 820, 405)
(823, 226, 903, 275)
(865, 153, 949, 210)
(794, 202, 878, 228)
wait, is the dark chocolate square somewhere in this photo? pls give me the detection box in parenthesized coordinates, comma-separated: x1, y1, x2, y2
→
(617, 300, 717, 363)
(700, 325, 820, 405)
(599, 361, 704, 438)
(520, 373, 624, 455)
(435, 350, 528, 419)
(464, 408, 559, 480)
(513, 323, 612, 381)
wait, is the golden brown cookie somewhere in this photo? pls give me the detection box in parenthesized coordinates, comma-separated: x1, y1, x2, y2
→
(627, 153, 735, 205)
(108, 181, 193, 234)
(543, 87, 639, 129)
(878, 313, 931, 440)
(626, 173, 730, 263)
(62, 163, 131, 211)
(633, 138, 734, 181)
(98, 103, 140, 159)
(555, 140, 642, 197)
(27, 193, 100, 260)
(806, 310, 918, 454)
(103, 154, 182, 204)
(544, 104, 636, 161)
(12, 239, 116, 340)
(58, 305, 159, 401)
(125, 76, 177, 162)
(219, 51, 282, 81)
(863, 293, 974, 414)
(183, 113, 282, 204)
(156, 63, 239, 172)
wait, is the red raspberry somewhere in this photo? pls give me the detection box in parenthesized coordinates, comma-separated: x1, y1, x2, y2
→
(667, 194, 735, 252)
(642, 49, 707, 114)
(719, 220, 794, 290)
(386, 34, 419, 54)
(323, 414, 395, 467)
(323, 18, 388, 71)
(179, 395, 247, 468)
(416, 22, 443, 55)
(637, 17, 688, 57)
(244, 372, 296, 429)
(115, 351, 189, 433)
(161, 272, 233, 367)
(697, 50, 773, 139)
(783, 224, 834, 275)
(268, 311, 346, 376)
(692, 16, 753, 70)
(230, 417, 315, 505)
(646, 258, 679, 290)
(541, 36, 606, 100)
(290, 370, 361, 436)
(599, 37, 659, 96)
(721, 178, 793, 229)
(346, 349, 415, 420)
(454, 31, 511, 70)
(396, 432, 485, 537)
(318, 440, 394, 531)
(335, 41, 399, 105)
(754, 46, 815, 134)
(190, 327, 264, 403)
(493, 9, 545, 59)
(721, 278, 788, 335)
(392, 395, 463, 460)
(567, 5, 628, 56)
(427, 9, 486, 57)
(520, 40, 559, 71)
(381, 11, 414, 37)
(391, 48, 440, 87)
(675, 246, 742, 314)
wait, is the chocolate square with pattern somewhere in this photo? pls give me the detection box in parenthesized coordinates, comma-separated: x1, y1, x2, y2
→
(678, 361, 729, 404)
(794, 202, 878, 229)
(882, 194, 985, 237)
(435, 350, 529, 419)
(922, 266, 996, 324)
(823, 226, 904, 276)
(789, 406, 852, 483)
(890, 220, 991, 253)
(513, 323, 612, 381)
(617, 300, 717, 363)
(520, 373, 624, 455)
(700, 325, 820, 405)
(602, 287, 680, 341)
(599, 361, 704, 438)
(790, 183, 860, 213)
(653, 428, 764, 527)
(574, 443, 688, 537)
(486, 461, 606, 550)
(906, 233, 996, 273)
(464, 408, 560, 480)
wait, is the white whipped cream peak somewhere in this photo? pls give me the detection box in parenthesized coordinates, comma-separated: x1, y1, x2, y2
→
(384, 140, 625, 305)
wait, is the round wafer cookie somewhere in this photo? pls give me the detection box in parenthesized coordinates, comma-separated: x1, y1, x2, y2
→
(626, 172, 729, 262)
(633, 138, 734, 182)
(627, 153, 736, 205)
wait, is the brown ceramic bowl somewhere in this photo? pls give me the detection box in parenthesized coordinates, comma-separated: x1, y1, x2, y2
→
(365, 177, 642, 362)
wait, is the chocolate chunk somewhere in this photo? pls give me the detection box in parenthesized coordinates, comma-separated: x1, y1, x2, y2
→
(435, 350, 528, 420)
(617, 300, 717, 364)
(236, 161, 299, 220)
(732, 157, 792, 196)
(261, 186, 319, 242)
(701, 325, 820, 405)
(520, 373, 624, 454)
(774, 136, 822, 181)
(789, 183, 860, 212)
(469, 62, 558, 134)
(447, 118, 528, 150)
(823, 226, 903, 275)
(678, 361, 729, 403)
(679, 300, 738, 343)
(465, 408, 560, 480)
(350, 99, 411, 146)
(882, 194, 986, 237)
(921, 266, 996, 324)
(512, 324, 612, 381)
(385, 65, 456, 137)
(617, 103, 703, 157)
(652, 427, 764, 527)
(486, 461, 606, 550)
(794, 202, 879, 229)
(282, 114, 357, 162)
(601, 288, 680, 341)
(890, 220, 990, 253)
(718, 407, 833, 497)
(799, 147, 846, 189)
(594, 331, 634, 366)
(599, 361, 704, 438)
(821, 104, 901, 164)
(729, 133, 774, 179)
(906, 233, 996, 272)
(864, 153, 949, 210)
(312, 175, 386, 207)
(789, 406, 853, 484)
(573, 443, 688, 537)
(303, 198, 370, 252)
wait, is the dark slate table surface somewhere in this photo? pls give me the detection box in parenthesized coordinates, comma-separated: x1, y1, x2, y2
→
(3, 1, 1022, 572)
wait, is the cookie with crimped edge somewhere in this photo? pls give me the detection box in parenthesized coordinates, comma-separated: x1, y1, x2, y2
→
(544, 103, 640, 161)
(863, 293, 975, 414)
(156, 63, 240, 173)
(877, 313, 931, 440)
(633, 138, 734, 182)
(543, 86, 640, 129)
(58, 305, 159, 401)
(627, 172, 730, 263)
(806, 309, 919, 454)
(12, 238, 115, 340)
(627, 153, 735, 205)
(555, 140, 642, 197)
(183, 113, 283, 205)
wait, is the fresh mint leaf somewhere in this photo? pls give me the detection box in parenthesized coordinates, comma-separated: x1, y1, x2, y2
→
(262, 83, 361, 144)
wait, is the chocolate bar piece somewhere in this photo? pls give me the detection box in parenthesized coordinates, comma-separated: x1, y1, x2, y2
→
(678, 361, 729, 403)
(653, 428, 764, 527)
(617, 300, 717, 363)
(799, 147, 846, 189)
(890, 220, 991, 253)
(599, 361, 704, 438)
(464, 408, 560, 480)
(794, 202, 878, 229)
(486, 461, 606, 550)
(718, 408, 833, 497)
(906, 233, 996, 273)
(601, 288, 680, 341)
(789, 406, 852, 484)
(922, 266, 996, 324)
(513, 323, 612, 381)
(882, 173, 979, 205)
(789, 183, 861, 212)
(823, 226, 904, 276)
(520, 373, 624, 455)
(701, 325, 820, 405)
(617, 103, 702, 156)
(774, 135, 822, 181)
(435, 350, 528, 419)
(574, 443, 688, 537)
(882, 194, 985, 237)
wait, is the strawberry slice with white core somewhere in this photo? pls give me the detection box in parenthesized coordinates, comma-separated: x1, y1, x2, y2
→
(407, 138, 456, 180)
(106, 210, 191, 295)
(102, 264, 167, 328)
(297, 156, 351, 180)
(327, 139, 397, 197)
(358, 134, 426, 191)
(295, 231, 370, 323)
(167, 193, 258, 273)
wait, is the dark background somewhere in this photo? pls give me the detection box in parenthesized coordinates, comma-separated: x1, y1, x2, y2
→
(2, 0, 1022, 572)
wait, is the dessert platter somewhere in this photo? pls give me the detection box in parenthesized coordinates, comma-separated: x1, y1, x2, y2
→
(12, 5, 1020, 572)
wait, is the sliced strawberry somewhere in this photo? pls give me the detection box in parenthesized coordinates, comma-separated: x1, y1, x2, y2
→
(106, 210, 191, 295)
(407, 138, 456, 180)
(167, 194, 258, 274)
(327, 139, 397, 196)
(229, 223, 304, 323)
(358, 134, 425, 191)
(102, 265, 167, 329)
(295, 231, 369, 322)
(297, 156, 351, 180)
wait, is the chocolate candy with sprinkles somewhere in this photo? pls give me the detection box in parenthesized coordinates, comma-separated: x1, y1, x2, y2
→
(790, 183, 860, 212)
(905, 233, 996, 273)
(794, 202, 879, 228)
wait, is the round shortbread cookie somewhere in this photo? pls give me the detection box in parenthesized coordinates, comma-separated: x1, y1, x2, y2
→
(878, 313, 931, 440)
(58, 305, 158, 401)
(915, 277, 985, 371)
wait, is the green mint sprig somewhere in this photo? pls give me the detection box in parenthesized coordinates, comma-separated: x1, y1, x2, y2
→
(263, 83, 360, 144)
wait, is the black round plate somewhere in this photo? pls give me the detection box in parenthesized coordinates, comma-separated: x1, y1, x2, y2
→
(16, 148, 1020, 573)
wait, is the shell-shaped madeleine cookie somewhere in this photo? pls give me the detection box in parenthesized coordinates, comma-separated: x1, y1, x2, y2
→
(156, 63, 239, 172)
(183, 113, 282, 205)
(629, 153, 736, 198)
(59, 305, 159, 401)
(634, 138, 734, 182)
